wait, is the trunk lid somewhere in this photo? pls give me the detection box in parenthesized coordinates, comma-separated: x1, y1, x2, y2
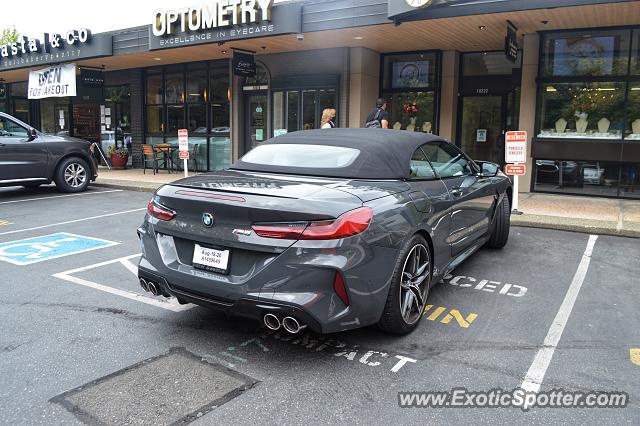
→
(152, 170, 367, 252)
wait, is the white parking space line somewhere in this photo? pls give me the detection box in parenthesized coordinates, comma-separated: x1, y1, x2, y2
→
(0, 208, 146, 237)
(52, 254, 194, 313)
(119, 258, 139, 276)
(0, 189, 123, 205)
(521, 235, 598, 393)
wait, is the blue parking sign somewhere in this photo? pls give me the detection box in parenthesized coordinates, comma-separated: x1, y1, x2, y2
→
(0, 232, 118, 266)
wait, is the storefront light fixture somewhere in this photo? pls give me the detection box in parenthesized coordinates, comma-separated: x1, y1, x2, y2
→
(596, 88, 616, 91)
(222, 50, 228, 54)
(478, 25, 486, 30)
(353, 36, 364, 40)
(546, 86, 557, 92)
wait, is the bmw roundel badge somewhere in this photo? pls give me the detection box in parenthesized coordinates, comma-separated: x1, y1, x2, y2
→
(202, 213, 215, 227)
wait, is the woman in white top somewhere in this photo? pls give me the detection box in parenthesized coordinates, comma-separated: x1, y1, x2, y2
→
(320, 108, 336, 129)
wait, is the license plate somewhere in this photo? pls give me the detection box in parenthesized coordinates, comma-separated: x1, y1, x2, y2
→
(192, 244, 230, 274)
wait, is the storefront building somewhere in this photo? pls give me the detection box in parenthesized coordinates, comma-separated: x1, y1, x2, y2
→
(1, 0, 639, 198)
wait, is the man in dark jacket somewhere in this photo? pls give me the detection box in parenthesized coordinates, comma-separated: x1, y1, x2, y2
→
(364, 98, 389, 129)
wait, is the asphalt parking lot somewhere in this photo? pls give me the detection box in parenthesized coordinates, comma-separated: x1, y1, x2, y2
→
(0, 185, 638, 424)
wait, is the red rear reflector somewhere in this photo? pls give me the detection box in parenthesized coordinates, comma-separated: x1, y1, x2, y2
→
(333, 272, 349, 306)
(147, 198, 176, 221)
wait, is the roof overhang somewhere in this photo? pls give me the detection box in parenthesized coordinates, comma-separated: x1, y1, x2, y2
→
(389, 0, 640, 22)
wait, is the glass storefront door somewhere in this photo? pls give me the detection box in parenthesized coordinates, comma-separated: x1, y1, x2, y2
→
(459, 95, 504, 164)
(458, 89, 519, 165)
(72, 103, 101, 144)
(245, 92, 267, 153)
(458, 51, 522, 166)
(271, 88, 337, 136)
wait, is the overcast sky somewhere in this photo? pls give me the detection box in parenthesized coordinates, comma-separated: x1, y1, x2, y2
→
(1, 0, 289, 39)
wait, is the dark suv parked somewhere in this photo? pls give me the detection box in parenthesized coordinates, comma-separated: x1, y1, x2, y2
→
(0, 112, 97, 192)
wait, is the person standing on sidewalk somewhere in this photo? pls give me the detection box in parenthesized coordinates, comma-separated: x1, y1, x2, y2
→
(364, 98, 389, 129)
(320, 108, 337, 129)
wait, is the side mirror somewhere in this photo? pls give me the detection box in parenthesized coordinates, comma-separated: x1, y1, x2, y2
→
(28, 128, 37, 141)
(477, 161, 500, 177)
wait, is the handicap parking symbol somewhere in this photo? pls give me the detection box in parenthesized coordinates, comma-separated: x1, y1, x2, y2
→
(0, 232, 118, 266)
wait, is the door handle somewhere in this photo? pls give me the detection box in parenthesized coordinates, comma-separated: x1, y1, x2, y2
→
(450, 187, 463, 197)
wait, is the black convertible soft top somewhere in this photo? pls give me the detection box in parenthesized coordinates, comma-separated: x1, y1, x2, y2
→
(230, 129, 446, 180)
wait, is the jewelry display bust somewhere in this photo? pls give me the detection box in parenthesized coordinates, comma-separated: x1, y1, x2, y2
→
(555, 118, 567, 134)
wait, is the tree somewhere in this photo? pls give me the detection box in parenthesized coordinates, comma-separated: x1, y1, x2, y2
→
(0, 27, 19, 45)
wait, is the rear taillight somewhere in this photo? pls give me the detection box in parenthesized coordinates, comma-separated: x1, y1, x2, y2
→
(333, 272, 349, 306)
(251, 222, 307, 239)
(147, 197, 176, 221)
(252, 207, 372, 240)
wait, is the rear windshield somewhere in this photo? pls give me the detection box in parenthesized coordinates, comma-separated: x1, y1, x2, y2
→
(240, 144, 360, 168)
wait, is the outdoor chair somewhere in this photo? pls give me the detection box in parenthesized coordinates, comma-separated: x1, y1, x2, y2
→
(142, 144, 162, 175)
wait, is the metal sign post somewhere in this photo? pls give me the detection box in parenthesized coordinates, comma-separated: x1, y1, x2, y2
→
(505, 131, 527, 214)
(178, 129, 189, 178)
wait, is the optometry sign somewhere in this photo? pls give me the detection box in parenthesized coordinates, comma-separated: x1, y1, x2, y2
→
(0, 29, 112, 71)
(28, 63, 77, 99)
(149, 1, 301, 50)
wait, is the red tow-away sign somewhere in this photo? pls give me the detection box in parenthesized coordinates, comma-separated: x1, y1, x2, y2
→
(505, 164, 525, 175)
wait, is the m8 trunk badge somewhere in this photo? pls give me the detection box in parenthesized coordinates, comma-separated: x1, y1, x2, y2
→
(202, 213, 215, 227)
(232, 229, 252, 236)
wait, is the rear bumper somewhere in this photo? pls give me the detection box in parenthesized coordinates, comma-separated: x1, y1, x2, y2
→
(138, 267, 324, 333)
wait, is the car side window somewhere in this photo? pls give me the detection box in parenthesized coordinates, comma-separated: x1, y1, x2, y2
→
(0, 116, 29, 138)
(409, 147, 437, 179)
(422, 142, 475, 178)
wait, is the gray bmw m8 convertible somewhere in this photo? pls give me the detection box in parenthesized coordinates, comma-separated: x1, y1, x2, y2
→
(137, 129, 512, 334)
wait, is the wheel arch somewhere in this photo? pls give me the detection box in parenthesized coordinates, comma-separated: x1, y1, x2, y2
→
(413, 228, 435, 270)
(50, 152, 94, 180)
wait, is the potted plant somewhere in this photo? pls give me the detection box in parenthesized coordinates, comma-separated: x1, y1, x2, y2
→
(108, 145, 129, 169)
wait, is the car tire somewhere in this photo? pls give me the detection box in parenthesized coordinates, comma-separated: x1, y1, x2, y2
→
(54, 157, 90, 193)
(378, 234, 432, 335)
(484, 195, 510, 249)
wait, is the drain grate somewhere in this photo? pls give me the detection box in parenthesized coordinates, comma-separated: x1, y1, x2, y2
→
(50, 347, 258, 425)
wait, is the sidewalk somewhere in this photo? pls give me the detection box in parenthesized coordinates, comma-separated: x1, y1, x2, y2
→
(513, 192, 640, 238)
(93, 167, 640, 238)
(93, 166, 184, 192)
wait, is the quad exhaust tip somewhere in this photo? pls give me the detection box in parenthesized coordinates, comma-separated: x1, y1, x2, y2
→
(147, 281, 160, 296)
(140, 277, 160, 296)
(263, 313, 281, 330)
(282, 316, 307, 334)
(139, 278, 149, 292)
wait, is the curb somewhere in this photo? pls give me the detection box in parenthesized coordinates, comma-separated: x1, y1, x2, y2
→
(511, 215, 640, 239)
(93, 181, 161, 193)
